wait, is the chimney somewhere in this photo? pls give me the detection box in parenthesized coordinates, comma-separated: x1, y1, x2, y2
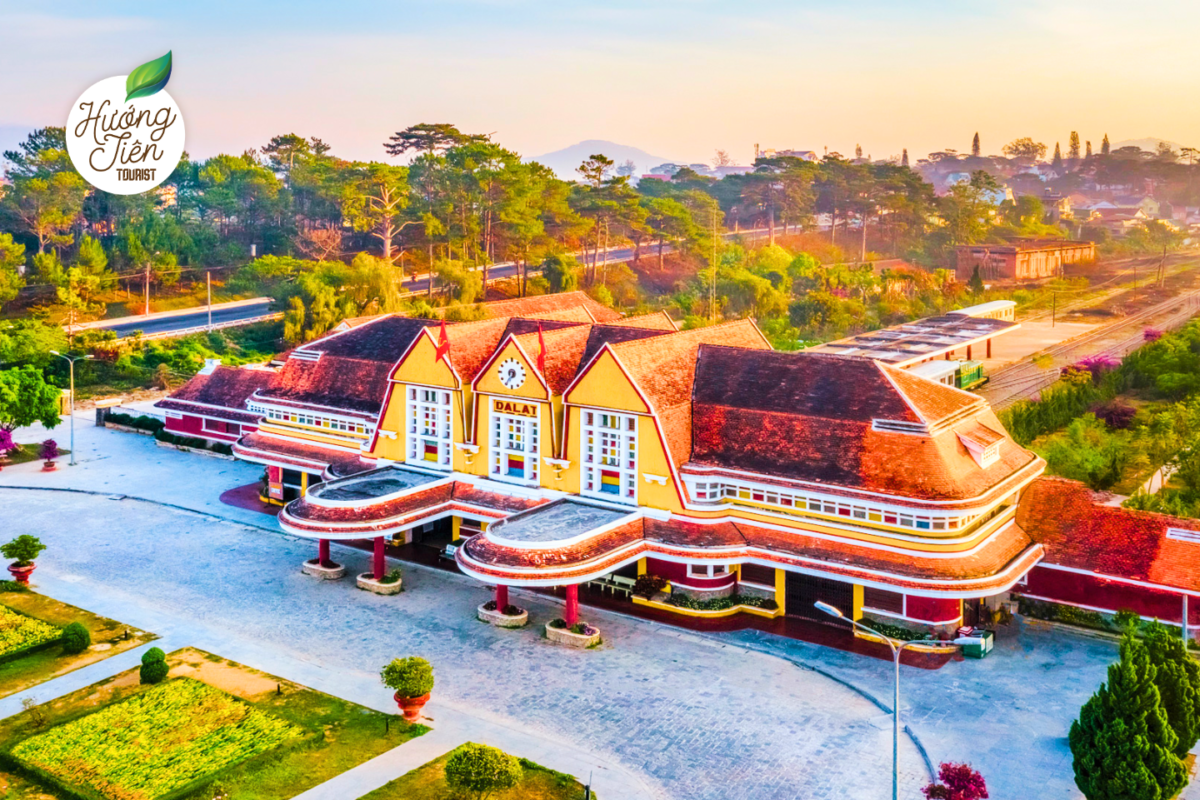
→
(200, 358, 222, 375)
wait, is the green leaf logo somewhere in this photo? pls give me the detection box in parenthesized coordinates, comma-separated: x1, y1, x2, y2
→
(125, 51, 172, 102)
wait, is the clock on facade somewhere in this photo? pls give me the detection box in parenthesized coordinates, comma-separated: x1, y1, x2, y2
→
(498, 358, 527, 390)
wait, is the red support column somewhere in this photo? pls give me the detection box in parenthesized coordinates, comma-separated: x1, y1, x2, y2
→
(945, 351, 951, 361)
(564, 584, 580, 626)
(374, 536, 386, 581)
(495, 584, 509, 610)
(986, 338, 992, 358)
(966, 344, 973, 360)
(318, 539, 330, 565)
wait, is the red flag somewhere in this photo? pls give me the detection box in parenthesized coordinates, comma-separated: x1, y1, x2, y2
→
(434, 319, 450, 363)
(537, 322, 546, 374)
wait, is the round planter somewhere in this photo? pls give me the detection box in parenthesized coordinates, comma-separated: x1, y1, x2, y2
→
(357, 573, 402, 595)
(7, 564, 35, 585)
(477, 603, 529, 628)
(545, 622, 601, 648)
(301, 559, 346, 580)
(42, 461, 58, 472)
(394, 691, 430, 721)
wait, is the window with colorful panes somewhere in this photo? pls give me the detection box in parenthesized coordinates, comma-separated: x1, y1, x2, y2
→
(407, 387, 452, 468)
(491, 401, 539, 482)
(582, 410, 637, 502)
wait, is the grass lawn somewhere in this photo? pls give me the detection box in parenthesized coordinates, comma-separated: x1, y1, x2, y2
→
(0, 648, 427, 800)
(359, 747, 593, 800)
(0, 589, 155, 699)
(1, 447, 71, 467)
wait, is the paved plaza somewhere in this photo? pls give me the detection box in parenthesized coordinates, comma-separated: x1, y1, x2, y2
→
(0, 413, 1143, 799)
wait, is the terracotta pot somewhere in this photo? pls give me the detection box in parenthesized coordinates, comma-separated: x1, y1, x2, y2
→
(7, 563, 35, 585)
(42, 461, 57, 472)
(394, 691, 431, 721)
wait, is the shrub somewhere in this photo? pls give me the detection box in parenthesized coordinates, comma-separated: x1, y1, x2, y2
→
(444, 743, 522, 800)
(1, 535, 46, 567)
(212, 443, 234, 456)
(923, 762, 988, 800)
(39, 440, 59, 461)
(547, 618, 566, 629)
(1113, 608, 1141, 632)
(140, 647, 168, 684)
(569, 623, 597, 636)
(481, 600, 498, 611)
(501, 605, 522, 617)
(0, 580, 28, 593)
(60, 622, 90, 654)
(131, 415, 165, 432)
(633, 573, 669, 598)
(1092, 402, 1136, 430)
(378, 568, 402, 585)
(380, 656, 434, 698)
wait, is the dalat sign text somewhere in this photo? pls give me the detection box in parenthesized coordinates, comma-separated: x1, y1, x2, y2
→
(65, 52, 185, 196)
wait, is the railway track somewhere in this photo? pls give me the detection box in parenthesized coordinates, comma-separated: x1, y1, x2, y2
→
(982, 289, 1200, 409)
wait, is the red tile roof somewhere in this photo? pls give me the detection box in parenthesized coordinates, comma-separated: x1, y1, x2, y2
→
(156, 366, 272, 424)
(1018, 477, 1200, 593)
(260, 357, 397, 415)
(607, 311, 678, 331)
(232, 432, 368, 474)
(689, 349, 1039, 501)
(458, 511, 1041, 593)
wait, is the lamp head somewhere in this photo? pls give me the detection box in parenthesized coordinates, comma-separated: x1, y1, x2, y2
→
(49, 350, 60, 355)
(814, 601, 844, 619)
(83, 355, 94, 360)
(951, 637, 978, 647)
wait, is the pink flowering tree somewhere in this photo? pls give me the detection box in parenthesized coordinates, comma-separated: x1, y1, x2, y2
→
(0, 429, 12, 454)
(1144, 328, 1163, 342)
(39, 439, 59, 462)
(1075, 353, 1120, 382)
(923, 762, 988, 800)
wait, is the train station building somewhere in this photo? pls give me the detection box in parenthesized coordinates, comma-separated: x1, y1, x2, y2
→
(152, 292, 1063, 639)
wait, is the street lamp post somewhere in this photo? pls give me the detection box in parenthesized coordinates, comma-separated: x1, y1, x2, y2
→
(49, 351, 93, 467)
(815, 600, 974, 800)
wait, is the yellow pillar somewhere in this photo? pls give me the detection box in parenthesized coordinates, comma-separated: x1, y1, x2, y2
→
(774, 569, 787, 615)
(637, 558, 647, 577)
(852, 584, 864, 621)
(300, 472, 308, 498)
(451, 516, 462, 542)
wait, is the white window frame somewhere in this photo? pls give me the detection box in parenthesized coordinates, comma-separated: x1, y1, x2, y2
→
(489, 398, 540, 485)
(687, 563, 729, 578)
(407, 386, 453, 469)
(581, 410, 638, 504)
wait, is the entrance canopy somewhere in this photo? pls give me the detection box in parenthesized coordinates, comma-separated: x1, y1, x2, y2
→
(278, 466, 549, 540)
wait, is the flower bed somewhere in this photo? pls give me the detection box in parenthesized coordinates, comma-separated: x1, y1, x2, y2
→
(0, 606, 60, 663)
(8, 678, 302, 800)
(668, 593, 779, 612)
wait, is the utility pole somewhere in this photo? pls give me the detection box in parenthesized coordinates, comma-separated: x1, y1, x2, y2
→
(1052, 292, 1056, 327)
(710, 207, 719, 323)
(143, 262, 151, 316)
(207, 271, 212, 331)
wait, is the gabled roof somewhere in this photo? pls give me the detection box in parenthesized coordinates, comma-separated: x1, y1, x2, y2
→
(1018, 477, 1200, 593)
(478, 291, 621, 323)
(606, 310, 678, 331)
(162, 365, 273, 411)
(689, 349, 1039, 501)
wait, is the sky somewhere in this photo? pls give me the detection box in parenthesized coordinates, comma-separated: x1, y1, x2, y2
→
(3, 0, 1199, 167)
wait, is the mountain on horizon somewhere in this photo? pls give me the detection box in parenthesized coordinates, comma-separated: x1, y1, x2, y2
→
(1113, 137, 1191, 153)
(530, 139, 681, 179)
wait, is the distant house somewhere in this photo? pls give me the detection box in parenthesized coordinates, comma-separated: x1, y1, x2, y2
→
(753, 146, 818, 162)
(1087, 206, 1150, 233)
(955, 239, 1096, 282)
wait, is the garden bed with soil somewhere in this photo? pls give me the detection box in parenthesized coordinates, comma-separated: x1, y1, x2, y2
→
(358, 746, 592, 800)
(0, 590, 155, 699)
(0, 647, 428, 800)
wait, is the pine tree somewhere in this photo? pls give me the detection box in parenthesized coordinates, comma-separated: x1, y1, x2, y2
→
(972, 132, 980, 157)
(901, 149, 909, 168)
(1069, 131, 1081, 161)
(1086, 140, 1093, 159)
(1052, 142, 1063, 168)
(1102, 134, 1111, 156)
(1070, 635, 1187, 800)
(1144, 622, 1200, 757)
(855, 143, 863, 160)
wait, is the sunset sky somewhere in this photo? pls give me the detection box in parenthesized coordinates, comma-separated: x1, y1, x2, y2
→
(3, 0, 1198, 166)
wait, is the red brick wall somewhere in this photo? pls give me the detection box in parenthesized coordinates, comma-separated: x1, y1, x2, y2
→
(1023, 565, 1197, 625)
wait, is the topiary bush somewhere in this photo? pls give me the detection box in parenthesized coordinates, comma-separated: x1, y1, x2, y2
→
(140, 647, 168, 684)
(444, 743, 523, 800)
(380, 656, 434, 699)
(1, 535, 46, 567)
(61, 622, 91, 654)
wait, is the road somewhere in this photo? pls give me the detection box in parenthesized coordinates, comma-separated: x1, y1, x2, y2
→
(92, 299, 274, 338)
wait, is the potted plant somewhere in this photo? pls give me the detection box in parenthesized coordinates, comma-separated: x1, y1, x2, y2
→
(381, 656, 434, 721)
(40, 440, 59, 471)
(0, 429, 12, 472)
(2, 535, 46, 585)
